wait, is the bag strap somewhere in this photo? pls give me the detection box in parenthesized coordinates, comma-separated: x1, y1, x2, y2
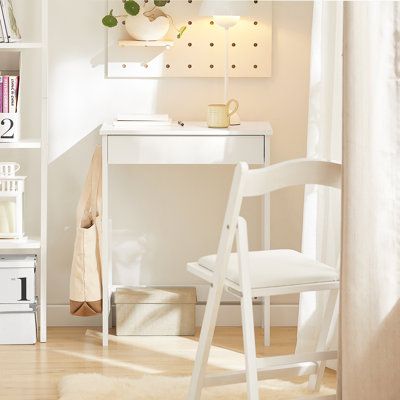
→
(89, 146, 102, 219)
(76, 146, 102, 228)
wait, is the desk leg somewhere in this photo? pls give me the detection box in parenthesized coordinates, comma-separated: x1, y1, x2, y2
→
(102, 138, 109, 347)
(263, 137, 271, 346)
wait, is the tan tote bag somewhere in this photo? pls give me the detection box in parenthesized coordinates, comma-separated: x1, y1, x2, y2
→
(70, 146, 103, 316)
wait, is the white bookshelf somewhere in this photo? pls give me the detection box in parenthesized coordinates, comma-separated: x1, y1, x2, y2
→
(0, 0, 48, 343)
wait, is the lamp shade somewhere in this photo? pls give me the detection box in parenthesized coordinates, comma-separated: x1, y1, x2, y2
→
(199, 0, 253, 17)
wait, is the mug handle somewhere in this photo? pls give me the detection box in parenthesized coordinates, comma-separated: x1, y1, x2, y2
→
(227, 99, 239, 117)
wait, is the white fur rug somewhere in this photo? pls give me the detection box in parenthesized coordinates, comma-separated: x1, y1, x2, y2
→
(58, 374, 335, 400)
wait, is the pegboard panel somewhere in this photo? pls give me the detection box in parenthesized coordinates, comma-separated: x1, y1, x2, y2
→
(107, 0, 272, 78)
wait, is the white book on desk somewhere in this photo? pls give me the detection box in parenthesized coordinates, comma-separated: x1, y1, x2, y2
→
(112, 120, 173, 129)
(117, 114, 170, 122)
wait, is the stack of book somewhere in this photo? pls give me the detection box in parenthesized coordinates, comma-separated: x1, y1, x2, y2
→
(112, 114, 172, 129)
(0, 74, 19, 113)
(0, 0, 20, 43)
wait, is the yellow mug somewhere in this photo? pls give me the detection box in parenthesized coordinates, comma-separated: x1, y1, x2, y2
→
(207, 99, 239, 128)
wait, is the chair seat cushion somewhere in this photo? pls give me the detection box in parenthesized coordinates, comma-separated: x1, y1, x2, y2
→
(198, 250, 339, 289)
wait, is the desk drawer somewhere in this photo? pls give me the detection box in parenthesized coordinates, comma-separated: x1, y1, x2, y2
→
(107, 136, 265, 165)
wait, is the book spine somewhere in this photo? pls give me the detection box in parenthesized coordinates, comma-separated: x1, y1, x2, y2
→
(0, 76, 3, 113)
(1, 0, 20, 42)
(0, 1, 9, 43)
(0, 10, 3, 43)
(2, 75, 9, 112)
(8, 75, 17, 113)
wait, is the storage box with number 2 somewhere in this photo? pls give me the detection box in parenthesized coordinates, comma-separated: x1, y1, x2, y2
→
(0, 255, 37, 344)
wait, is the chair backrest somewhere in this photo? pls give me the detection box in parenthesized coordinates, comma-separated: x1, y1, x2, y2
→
(243, 158, 341, 197)
(211, 159, 342, 287)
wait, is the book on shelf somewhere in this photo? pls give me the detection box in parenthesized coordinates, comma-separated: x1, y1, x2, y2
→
(0, 0, 20, 43)
(0, 73, 19, 113)
(8, 75, 17, 112)
(0, 2, 7, 43)
(0, 76, 2, 111)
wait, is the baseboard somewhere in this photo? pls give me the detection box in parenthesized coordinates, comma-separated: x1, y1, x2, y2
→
(47, 304, 299, 327)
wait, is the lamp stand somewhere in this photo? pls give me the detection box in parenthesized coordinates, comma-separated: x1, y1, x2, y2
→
(223, 26, 241, 126)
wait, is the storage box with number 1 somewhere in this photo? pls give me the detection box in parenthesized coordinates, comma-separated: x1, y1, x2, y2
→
(0, 255, 37, 344)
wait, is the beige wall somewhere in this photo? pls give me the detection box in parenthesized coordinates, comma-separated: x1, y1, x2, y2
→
(46, 1, 312, 317)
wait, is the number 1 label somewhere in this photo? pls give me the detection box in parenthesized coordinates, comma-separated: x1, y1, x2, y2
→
(18, 277, 29, 301)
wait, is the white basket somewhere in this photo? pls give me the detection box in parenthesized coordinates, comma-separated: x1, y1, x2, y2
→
(0, 113, 21, 142)
(0, 162, 20, 177)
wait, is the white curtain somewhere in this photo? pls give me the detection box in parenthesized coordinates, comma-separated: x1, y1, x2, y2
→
(296, 0, 343, 358)
(341, 2, 400, 398)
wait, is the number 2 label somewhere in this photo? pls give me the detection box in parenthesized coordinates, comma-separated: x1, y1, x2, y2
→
(1, 118, 15, 139)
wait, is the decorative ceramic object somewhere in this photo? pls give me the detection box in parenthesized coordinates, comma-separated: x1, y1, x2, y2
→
(125, 11, 170, 41)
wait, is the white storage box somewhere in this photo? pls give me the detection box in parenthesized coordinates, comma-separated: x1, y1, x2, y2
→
(0, 255, 36, 303)
(0, 303, 37, 344)
(115, 287, 197, 336)
(0, 255, 37, 345)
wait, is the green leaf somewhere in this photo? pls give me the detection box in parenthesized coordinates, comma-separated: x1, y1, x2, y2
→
(177, 25, 187, 39)
(102, 9, 118, 28)
(154, 0, 168, 6)
(124, 0, 140, 16)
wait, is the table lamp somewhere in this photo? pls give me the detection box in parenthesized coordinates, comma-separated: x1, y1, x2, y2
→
(200, 0, 252, 125)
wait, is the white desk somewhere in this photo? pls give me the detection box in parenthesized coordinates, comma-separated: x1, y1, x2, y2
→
(100, 121, 273, 346)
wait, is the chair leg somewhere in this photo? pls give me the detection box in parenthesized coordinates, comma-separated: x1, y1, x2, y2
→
(188, 284, 223, 400)
(308, 289, 339, 392)
(263, 296, 271, 346)
(241, 293, 260, 400)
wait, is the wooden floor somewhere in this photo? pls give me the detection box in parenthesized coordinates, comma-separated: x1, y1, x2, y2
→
(0, 327, 336, 399)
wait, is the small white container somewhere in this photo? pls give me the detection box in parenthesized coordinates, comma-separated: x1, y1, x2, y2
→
(0, 303, 37, 345)
(0, 113, 21, 142)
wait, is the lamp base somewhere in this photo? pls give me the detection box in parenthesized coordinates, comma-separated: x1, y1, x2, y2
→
(230, 112, 241, 126)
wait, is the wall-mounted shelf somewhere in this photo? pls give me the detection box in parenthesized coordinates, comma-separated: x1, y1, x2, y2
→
(108, 1, 272, 78)
(0, 139, 41, 149)
(0, 42, 42, 50)
(118, 40, 174, 48)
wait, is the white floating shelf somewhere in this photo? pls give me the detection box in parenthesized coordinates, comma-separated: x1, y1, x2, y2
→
(118, 40, 174, 48)
(0, 139, 41, 149)
(0, 237, 41, 250)
(0, 42, 42, 50)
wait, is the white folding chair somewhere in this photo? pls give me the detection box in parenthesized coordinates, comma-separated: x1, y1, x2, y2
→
(187, 159, 341, 400)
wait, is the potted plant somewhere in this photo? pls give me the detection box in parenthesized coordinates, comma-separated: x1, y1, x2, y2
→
(102, 0, 186, 41)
